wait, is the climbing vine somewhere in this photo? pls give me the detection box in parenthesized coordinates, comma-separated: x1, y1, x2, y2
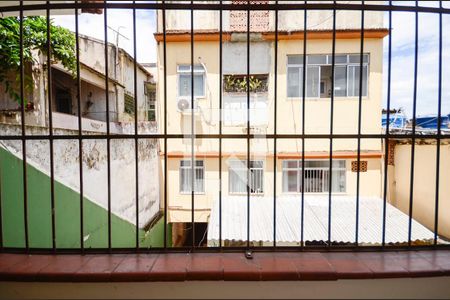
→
(0, 16, 76, 105)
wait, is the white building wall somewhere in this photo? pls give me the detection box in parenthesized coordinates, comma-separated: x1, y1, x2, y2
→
(0, 123, 160, 228)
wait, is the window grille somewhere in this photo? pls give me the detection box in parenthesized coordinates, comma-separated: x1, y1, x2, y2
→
(0, 0, 448, 253)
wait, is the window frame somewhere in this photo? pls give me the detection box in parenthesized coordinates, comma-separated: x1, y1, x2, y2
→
(282, 159, 347, 194)
(124, 93, 135, 116)
(228, 159, 265, 195)
(286, 54, 370, 99)
(179, 160, 205, 195)
(177, 64, 206, 99)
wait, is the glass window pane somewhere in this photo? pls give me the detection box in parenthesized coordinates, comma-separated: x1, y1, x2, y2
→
(349, 54, 369, 64)
(331, 169, 346, 192)
(284, 170, 298, 192)
(287, 67, 302, 98)
(178, 65, 191, 72)
(179, 74, 191, 97)
(287, 55, 304, 65)
(334, 55, 348, 64)
(334, 66, 347, 97)
(362, 65, 368, 96)
(194, 74, 204, 97)
(348, 65, 368, 97)
(306, 66, 320, 97)
(180, 160, 191, 167)
(307, 55, 327, 65)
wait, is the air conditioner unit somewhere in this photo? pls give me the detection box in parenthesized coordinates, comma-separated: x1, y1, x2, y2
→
(177, 98, 198, 114)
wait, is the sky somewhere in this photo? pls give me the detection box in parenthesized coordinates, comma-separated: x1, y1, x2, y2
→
(52, 0, 450, 118)
(53, 9, 157, 63)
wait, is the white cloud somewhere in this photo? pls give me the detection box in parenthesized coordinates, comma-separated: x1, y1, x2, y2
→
(382, 10, 450, 117)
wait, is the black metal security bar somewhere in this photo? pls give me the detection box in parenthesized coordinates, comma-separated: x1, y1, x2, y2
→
(355, 1, 365, 245)
(327, 1, 337, 246)
(133, 0, 139, 250)
(75, 0, 84, 253)
(46, 1, 56, 252)
(407, 0, 419, 247)
(300, 0, 307, 247)
(381, 0, 393, 248)
(0, 0, 449, 254)
(434, 0, 444, 246)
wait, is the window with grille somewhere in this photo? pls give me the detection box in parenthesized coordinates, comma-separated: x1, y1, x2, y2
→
(282, 160, 346, 193)
(180, 160, 205, 194)
(229, 160, 264, 195)
(124, 93, 135, 116)
(287, 54, 369, 98)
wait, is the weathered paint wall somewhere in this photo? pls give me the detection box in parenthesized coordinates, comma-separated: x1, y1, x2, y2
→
(157, 1, 384, 33)
(392, 142, 450, 240)
(0, 146, 169, 248)
(0, 123, 160, 229)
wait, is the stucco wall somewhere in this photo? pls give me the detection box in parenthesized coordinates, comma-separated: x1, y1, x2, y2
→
(157, 1, 384, 33)
(392, 142, 450, 240)
(0, 123, 160, 229)
(156, 38, 383, 153)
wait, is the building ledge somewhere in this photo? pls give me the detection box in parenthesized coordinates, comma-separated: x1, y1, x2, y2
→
(0, 250, 450, 282)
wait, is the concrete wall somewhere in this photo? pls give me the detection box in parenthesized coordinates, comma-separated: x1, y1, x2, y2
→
(157, 1, 384, 33)
(392, 142, 450, 240)
(3, 277, 450, 299)
(0, 123, 160, 230)
(0, 35, 152, 128)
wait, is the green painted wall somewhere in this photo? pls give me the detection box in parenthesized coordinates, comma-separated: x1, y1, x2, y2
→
(0, 147, 171, 249)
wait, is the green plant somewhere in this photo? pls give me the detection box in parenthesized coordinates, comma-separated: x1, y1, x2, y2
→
(223, 74, 267, 93)
(249, 76, 262, 92)
(0, 16, 76, 105)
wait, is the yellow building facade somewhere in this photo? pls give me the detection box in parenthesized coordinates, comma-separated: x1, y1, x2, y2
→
(155, 4, 387, 245)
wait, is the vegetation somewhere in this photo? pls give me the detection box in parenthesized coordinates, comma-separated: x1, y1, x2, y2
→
(223, 74, 268, 93)
(0, 16, 76, 105)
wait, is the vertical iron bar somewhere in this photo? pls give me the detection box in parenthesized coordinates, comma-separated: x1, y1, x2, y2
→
(133, 0, 140, 250)
(273, 0, 278, 247)
(46, 1, 56, 251)
(327, 1, 337, 246)
(104, 0, 112, 251)
(75, 0, 84, 254)
(219, 0, 223, 249)
(355, 1, 365, 245)
(434, 0, 443, 246)
(246, 0, 251, 249)
(382, 0, 393, 248)
(190, 0, 195, 250)
(408, 0, 419, 246)
(163, 0, 168, 250)
(19, 0, 29, 252)
(0, 154, 2, 250)
(301, 0, 307, 248)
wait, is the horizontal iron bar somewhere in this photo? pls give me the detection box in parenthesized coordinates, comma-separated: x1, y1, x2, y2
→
(1, 243, 450, 255)
(0, 134, 448, 140)
(1, 2, 450, 15)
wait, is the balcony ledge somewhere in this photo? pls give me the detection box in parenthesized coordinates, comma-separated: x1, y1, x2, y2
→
(0, 250, 449, 282)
